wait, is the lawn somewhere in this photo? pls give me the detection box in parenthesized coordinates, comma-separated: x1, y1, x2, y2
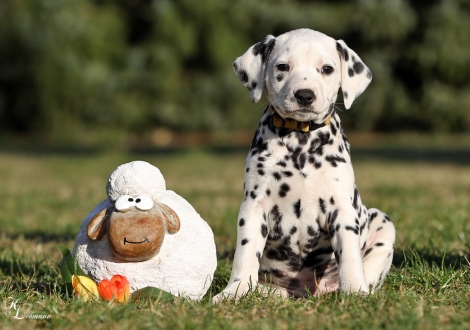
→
(0, 136, 470, 329)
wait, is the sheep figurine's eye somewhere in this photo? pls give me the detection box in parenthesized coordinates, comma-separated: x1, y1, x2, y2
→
(134, 195, 153, 211)
(115, 195, 136, 211)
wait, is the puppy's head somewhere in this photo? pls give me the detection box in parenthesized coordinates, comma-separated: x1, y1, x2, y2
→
(233, 29, 372, 123)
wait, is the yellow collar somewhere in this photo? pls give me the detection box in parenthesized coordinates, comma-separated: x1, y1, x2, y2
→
(270, 106, 332, 133)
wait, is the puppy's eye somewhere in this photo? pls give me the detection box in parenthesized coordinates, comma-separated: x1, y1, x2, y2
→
(276, 64, 290, 72)
(321, 65, 334, 75)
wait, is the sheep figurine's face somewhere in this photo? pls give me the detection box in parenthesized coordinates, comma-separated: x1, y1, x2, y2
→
(87, 194, 181, 262)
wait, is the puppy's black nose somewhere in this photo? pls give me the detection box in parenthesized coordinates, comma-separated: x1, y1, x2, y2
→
(294, 89, 316, 106)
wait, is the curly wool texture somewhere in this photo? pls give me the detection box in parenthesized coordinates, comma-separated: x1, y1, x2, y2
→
(73, 161, 217, 301)
(106, 161, 166, 202)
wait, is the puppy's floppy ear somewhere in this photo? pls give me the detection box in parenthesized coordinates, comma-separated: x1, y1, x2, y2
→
(233, 35, 276, 103)
(336, 40, 372, 109)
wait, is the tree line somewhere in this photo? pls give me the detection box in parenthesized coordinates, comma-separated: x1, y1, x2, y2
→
(1, 0, 469, 140)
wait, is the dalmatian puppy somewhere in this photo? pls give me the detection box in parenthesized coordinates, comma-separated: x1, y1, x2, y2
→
(214, 29, 395, 301)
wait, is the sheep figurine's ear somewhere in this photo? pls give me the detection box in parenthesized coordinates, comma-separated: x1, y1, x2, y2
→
(336, 40, 372, 109)
(233, 35, 276, 103)
(155, 202, 181, 235)
(87, 207, 111, 240)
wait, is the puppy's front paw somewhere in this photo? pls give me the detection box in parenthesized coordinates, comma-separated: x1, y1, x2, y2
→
(212, 291, 234, 304)
(212, 282, 251, 303)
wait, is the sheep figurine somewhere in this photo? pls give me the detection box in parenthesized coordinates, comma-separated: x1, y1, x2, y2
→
(73, 161, 217, 301)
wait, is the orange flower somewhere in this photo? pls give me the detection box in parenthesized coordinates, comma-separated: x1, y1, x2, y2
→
(98, 275, 130, 303)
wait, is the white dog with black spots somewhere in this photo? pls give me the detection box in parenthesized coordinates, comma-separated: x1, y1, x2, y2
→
(214, 29, 395, 301)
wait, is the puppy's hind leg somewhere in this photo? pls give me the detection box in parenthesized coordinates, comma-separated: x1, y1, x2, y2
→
(362, 208, 395, 291)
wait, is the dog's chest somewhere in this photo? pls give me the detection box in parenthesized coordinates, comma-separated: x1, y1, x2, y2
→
(244, 112, 358, 271)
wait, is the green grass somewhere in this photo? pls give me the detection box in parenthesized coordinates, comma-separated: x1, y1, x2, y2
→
(0, 143, 470, 329)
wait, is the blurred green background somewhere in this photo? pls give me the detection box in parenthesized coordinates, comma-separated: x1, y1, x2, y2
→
(1, 0, 470, 147)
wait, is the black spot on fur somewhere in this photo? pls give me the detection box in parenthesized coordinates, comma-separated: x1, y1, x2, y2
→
(340, 127, 351, 154)
(279, 183, 290, 197)
(283, 171, 293, 177)
(239, 69, 249, 83)
(345, 225, 359, 235)
(352, 187, 359, 209)
(293, 200, 302, 218)
(327, 209, 339, 225)
(241, 238, 249, 245)
(291, 148, 307, 171)
(239, 218, 245, 226)
(250, 134, 268, 156)
(360, 221, 366, 234)
(273, 172, 281, 180)
(348, 68, 354, 77)
(250, 191, 257, 199)
(353, 61, 365, 74)
(304, 246, 333, 268)
(307, 226, 317, 236)
(344, 91, 349, 99)
(268, 205, 283, 240)
(277, 74, 285, 82)
(276, 160, 287, 167)
(256, 252, 261, 262)
(369, 212, 378, 223)
(258, 169, 265, 175)
(252, 81, 257, 90)
(266, 239, 302, 271)
(330, 121, 337, 136)
(308, 131, 331, 156)
(257, 163, 264, 168)
(290, 226, 297, 235)
(295, 131, 310, 146)
(325, 155, 347, 167)
(261, 224, 268, 238)
(266, 189, 271, 196)
(319, 198, 327, 214)
(252, 36, 276, 63)
(336, 42, 349, 61)
(246, 167, 250, 173)
(367, 70, 372, 79)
